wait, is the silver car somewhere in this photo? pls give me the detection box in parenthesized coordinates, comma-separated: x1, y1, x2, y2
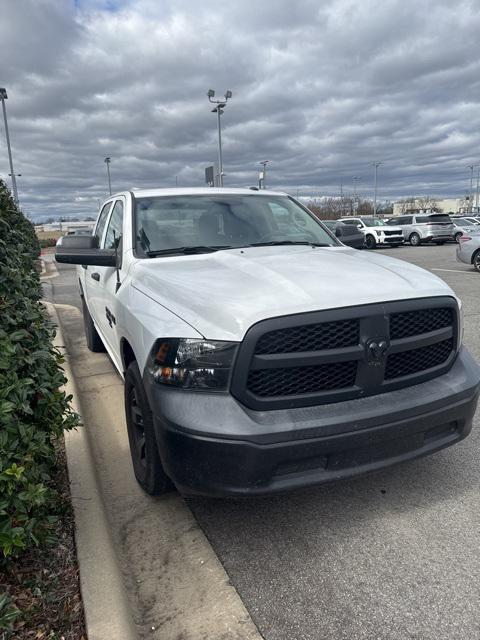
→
(387, 213, 454, 246)
(450, 217, 480, 242)
(456, 232, 480, 272)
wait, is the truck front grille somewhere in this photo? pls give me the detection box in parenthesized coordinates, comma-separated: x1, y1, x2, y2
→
(390, 307, 453, 339)
(385, 338, 453, 380)
(255, 319, 359, 354)
(247, 361, 358, 397)
(231, 298, 458, 410)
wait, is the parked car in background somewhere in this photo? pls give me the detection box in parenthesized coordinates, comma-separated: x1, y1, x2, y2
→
(450, 217, 480, 243)
(338, 217, 404, 250)
(456, 232, 480, 272)
(322, 220, 364, 249)
(452, 216, 480, 226)
(386, 213, 454, 246)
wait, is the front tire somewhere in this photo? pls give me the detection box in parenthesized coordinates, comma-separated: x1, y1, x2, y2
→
(124, 361, 174, 495)
(82, 296, 105, 352)
(473, 250, 480, 273)
(365, 234, 376, 250)
(409, 232, 421, 246)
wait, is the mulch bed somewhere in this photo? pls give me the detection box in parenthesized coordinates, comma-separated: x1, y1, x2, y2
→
(0, 441, 86, 639)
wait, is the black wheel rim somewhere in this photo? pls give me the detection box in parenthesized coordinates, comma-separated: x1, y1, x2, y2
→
(474, 254, 480, 271)
(129, 387, 146, 469)
(366, 237, 375, 249)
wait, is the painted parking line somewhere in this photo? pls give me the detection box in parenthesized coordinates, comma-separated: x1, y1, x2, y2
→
(432, 268, 475, 274)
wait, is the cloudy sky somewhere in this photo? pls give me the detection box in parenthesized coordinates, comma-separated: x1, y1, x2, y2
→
(1, 0, 480, 220)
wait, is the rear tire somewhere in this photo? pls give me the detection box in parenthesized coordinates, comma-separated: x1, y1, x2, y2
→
(473, 250, 480, 273)
(124, 361, 174, 495)
(82, 296, 105, 352)
(365, 235, 376, 250)
(409, 232, 421, 246)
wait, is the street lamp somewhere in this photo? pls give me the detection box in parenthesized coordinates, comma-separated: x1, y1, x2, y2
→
(0, 88, 19, 205)
(371, 161, 382, 217)
(259, 160, 269, 189)
(207, 89, 232, 187)
(352, 176, 362, 214)
(467, 165, 475, 213)
(104, 157, 112, 195)
(474, 164, 480, 213)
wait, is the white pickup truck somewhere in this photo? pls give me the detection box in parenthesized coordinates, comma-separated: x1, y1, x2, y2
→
(56, 188, 480, 496)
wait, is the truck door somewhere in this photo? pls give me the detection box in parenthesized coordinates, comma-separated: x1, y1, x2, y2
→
(84, 200, 113, 330)
(93, 198, 126, 365)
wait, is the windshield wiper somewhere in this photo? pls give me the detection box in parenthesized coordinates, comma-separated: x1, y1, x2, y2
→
(247, 240, 330, 248)
(146, 245, 233, 257)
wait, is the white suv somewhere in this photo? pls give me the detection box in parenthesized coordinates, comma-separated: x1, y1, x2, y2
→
(55, 188, 480, 496)
(338, 217, 404, 249)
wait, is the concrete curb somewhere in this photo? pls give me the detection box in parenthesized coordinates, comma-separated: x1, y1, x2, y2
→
(44, 301, 138, 640)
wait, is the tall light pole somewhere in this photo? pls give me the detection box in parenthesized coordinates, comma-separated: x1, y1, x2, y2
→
(207, 89, 232, 187)
(467, 164, 475, 213)
(0, 88, 19, 205)
(353, 176, 362, 214)
(371, 161, 382, 217)
(259, 160, 269, 189)
(104, 157, 112, 195)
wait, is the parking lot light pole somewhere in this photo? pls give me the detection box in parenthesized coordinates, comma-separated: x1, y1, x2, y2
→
(467, 165, 475, 213)
(371, 161, 382, 217)
(0, 88, 19, 205)
(474, 164, 480, 213)
(259, 160, 269, 189)
(104, 157, 112, 195)
(207, 89, 232, 187)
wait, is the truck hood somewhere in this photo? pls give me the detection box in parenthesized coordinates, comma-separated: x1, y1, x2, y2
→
(131, 246, 455, 341)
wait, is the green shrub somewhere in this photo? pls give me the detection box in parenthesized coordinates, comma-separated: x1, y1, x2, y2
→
(0, 180, 79, 560)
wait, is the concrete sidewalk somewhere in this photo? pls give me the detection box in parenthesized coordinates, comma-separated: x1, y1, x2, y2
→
(46, 301, 138, 640)
(49, 300, 263, 640)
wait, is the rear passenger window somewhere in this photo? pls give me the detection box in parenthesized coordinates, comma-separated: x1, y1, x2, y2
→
(94, 202, 113, 244)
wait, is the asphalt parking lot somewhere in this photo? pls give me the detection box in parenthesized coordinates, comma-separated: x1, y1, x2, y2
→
(43, 243, 480, 640)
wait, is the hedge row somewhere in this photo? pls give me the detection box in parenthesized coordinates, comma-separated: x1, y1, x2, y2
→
(0, 180, 79, 560)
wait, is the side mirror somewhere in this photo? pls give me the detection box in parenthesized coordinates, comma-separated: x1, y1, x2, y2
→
(357, 224, 362, 230)
(335, 227, 342, 238)
(55, 235, 116, 267)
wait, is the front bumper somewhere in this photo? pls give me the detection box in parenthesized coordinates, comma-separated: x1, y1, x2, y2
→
(378, 235, 404, 244)
(144, 347, 480, 496)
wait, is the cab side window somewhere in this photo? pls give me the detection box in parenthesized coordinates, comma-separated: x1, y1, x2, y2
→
(94, 202, 113, 244)
(103, 200, 124, 265)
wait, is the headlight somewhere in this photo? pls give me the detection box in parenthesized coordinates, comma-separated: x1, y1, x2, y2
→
(374, 229, 382, 236)
(147, 338, 238, 391)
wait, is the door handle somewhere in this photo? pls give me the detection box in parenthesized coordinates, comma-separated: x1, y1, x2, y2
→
(91, 272, 100, 282)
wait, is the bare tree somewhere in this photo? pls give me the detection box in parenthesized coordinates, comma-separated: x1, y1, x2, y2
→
(416, 196, 438, 211)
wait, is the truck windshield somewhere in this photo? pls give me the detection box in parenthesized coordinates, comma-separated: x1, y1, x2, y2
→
(134, 194, 337, 256)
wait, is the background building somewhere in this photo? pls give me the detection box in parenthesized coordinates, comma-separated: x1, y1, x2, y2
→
(392, 196, 479, 216)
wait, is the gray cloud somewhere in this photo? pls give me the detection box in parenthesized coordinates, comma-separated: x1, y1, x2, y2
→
(1, 0, 480, 220)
